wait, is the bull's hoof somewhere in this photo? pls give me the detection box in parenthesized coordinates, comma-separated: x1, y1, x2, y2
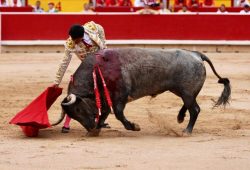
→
(177, 115, 185, 124)
(132, 123, 141, 131)
(86, 128, 101, 137)
(61, 127, 70, 133)
(182, 129, 192, 137)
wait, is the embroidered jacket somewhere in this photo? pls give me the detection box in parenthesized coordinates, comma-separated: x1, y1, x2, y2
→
(54, 21, 107, 85)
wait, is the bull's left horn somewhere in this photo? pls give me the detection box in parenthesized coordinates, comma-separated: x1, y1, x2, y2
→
(61, 94, 76, 106)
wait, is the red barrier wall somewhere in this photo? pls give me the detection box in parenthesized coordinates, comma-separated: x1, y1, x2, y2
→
(1, 13, 250, 41)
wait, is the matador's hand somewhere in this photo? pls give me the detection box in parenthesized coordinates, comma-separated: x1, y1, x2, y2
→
(52, 84, 59, 88)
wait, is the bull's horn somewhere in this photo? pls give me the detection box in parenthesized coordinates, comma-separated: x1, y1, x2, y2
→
(61, 94, 76, 106)
(51, 109, 65, 126)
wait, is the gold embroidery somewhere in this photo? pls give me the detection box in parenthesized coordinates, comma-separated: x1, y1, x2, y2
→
(84, 21, 107, 49)
(65, 37, 75, 49)
(83, 21, 98, 33)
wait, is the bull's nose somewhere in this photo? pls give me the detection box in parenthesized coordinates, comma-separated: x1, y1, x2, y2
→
(82, 122, 96, 132)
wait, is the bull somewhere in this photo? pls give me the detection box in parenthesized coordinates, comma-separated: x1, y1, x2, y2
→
(53, 48, 231, 136)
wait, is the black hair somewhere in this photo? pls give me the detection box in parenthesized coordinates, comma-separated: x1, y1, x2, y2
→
(68, 24, 84, 40)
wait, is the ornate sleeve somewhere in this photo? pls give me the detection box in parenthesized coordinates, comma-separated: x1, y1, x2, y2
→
(54, 49, 73, 85)
(97, 24, 107, 49)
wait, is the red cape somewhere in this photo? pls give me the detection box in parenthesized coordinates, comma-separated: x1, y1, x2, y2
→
(10, 86, 62, 137)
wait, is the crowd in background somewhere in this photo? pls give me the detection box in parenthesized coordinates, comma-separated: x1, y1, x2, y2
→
(32, 1, 59, 13)
(0, 0, 249, 14)
(88, 0, 249, 14)
(0, 0, 25, 6)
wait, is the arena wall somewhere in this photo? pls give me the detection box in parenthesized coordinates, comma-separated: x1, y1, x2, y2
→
(1, 13, 250, 53)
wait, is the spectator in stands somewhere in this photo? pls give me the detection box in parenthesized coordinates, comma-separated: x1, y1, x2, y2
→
(47, 2, 58, 13)
(203, 0, 214, 7)
(88, 0, 94, 8)
(96, 0, 105, 6)
(88, 0, 94, 6)
(33, 0, 44, 13)
(0, 0, 8, 6)
(1, 0, 23, 7)
(134, 0, 145, 7)
(136, 3, 159, 14)
(147, 0, 159, 7)
(53, 21, 107, 133)
(178, 5, 191, 12)
(237, 0, 250, 7)
(16, 0, 22, 6)
(188, 0, 199, 8)
(106, 0, 118, 6)
(240, 4, 250, 13)
(0, 0, 22, 6)
(82, 3, 94, 13)
(168, 5, 174, 12)
(158, 2, 171, 13)
(217, 4, 228, 13)
(118, 0, 133, 6)
(174, 0, 187, 8)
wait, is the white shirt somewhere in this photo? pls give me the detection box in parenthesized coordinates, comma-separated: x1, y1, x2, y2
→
(158, 9, 171, 14)
(83, 32, 93, 45)
(33, 6, 44, 13)
(217, 10, 228, 14)
(240, 9, 250, 13)
(237, 0, 250, 7)
(134, 0, 145, 7)
(48, 8, 57, 13)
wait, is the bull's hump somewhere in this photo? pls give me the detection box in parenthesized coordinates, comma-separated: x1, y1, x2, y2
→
(99, 48, 203, 67)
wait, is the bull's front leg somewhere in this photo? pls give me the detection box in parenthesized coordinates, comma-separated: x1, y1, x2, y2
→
(97, 109, 111, 129)
(113, 102, 140, 131)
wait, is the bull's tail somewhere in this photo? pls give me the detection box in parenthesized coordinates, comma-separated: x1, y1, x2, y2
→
(51, 109, 66, 126)
(197, 52, 231, 107)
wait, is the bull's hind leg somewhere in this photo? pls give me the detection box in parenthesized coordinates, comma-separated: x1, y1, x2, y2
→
(182, 96, 200, 134)
(177, 105, 187, 123)
(113, 101, 140, 131)
(185, 101, 200, 134)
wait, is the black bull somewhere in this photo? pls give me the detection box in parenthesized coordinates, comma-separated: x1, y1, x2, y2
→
(54, 48, 231, 136)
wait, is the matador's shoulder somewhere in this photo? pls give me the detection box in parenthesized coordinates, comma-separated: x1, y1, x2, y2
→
(65, 37, 75, 50)
(83, 21, 99, 34)
(83, 21, 106, 49)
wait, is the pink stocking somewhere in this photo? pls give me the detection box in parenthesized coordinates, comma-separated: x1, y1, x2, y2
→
(63, 115, 71, 128)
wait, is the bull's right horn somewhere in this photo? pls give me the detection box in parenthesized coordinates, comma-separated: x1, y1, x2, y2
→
(61, 94, 76, 106)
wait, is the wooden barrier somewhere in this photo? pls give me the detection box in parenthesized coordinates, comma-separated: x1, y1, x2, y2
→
(1, 13, 250, 53)
(1, 13, 250, 41)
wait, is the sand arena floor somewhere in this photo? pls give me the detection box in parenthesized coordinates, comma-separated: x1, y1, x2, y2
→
(0, 52, 250, 170)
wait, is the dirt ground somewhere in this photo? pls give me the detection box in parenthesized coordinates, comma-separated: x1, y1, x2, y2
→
(0, 51, 250, 170)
